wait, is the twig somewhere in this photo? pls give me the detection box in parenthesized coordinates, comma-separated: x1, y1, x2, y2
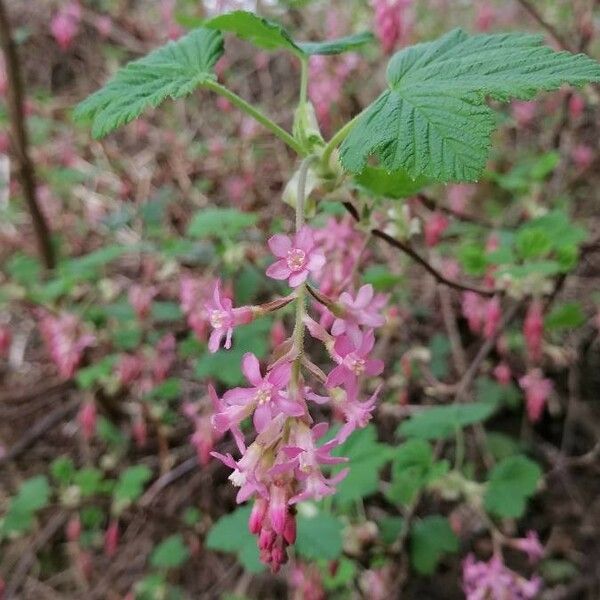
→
(0, 0, 55, 269)
(342, 202, 498, 297)
(515, 0, 574, 52)
(0, 398, 79, 464)
(139, 455, 198, 507)
(417, 193, 493, 228)
(5, 512, 68, 599)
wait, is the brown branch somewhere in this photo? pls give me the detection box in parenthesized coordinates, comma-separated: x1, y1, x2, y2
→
(0, 0, 55, 269)
(515, 0, 574, 52)
(342, 202, 498, 296)
(416, 193, 494, 228)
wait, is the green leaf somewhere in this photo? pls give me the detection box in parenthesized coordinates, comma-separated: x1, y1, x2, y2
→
(353, 166, 430, 199)
(2, 476, 50, 536)
(296, 511, 344, 560)
(515, 228, 552, 259)
(387, 440, 449, 506)
(298, 31, 375, 56)
(113, 465, 152, 506)
(398, 402, 497, 440)
(150, 535, 190, 569)
(74, 28, 224, 138)
(410, 516, 459, 575)
(205, 11, 373, 57)
(204, 11, 301, 55)
(76, 355, 118, 390)
(187, 207, 257, 240)
(484, 455, 541, 518)
(331, 425, 393, 504)
(544, 302, 585, 331)
(362, 265, 404, 292)
(379, 516, 405, 545)
(51, 456, 76, 485)
(151, 302, 183, 323)
(74, 468, 104, 497)
(429, 334, 451, 379)
(206, 506, 264, 573)
(341, 29, 600, 182)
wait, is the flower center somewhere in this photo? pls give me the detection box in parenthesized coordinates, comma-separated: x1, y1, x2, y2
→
(255, 385, 273, 405)
(286, 248, 307, 272)
(348, 355, 366, 375)
(210, 309, 229, 329)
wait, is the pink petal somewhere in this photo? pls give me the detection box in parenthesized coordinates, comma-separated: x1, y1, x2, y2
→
(333, 335, 354, 358)
(355, 285, 374, 308)
(307, 252, 326, 271)
(295, 226, 313, 251)
(331, 319, 346, 337)
(277, 396, 305, 417)
(208, 330, 223, 353)
(253, 403, 271, 432)
(365, 358, 384, 377)
(288, 270, 308, 288)
(266, 260, 291, 280)
(359, 330, 375, 354)
(311, 422, 329, 439)
(267, 362, 292, 388)
(326, 365, 347, 388)
(223, 387, 255, 405)
(212, 279, 222, 306)
(242, 352, 263, 386)
(268, 234, 292, 258)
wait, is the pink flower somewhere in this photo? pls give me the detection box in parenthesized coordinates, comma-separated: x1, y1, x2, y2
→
(266, 226, 326, 288)
(132, 417, 147, 449)
(78, 401, 97, 441)
(511, 531, 544, 564)
(104, 520, 119, 558)
(279, 422, 348, 504)
(475, 2, 496, 32)
(331, 285, 386, 345)
(524, 300, 544, 363)
(519, 370, 553, 422)
(66, 516, 81, 543)
(94, 15, 113, 38)
(39, 312, 95, 379)
(206, 280, 253, 352)
(462, 553, 541, 600)
(568, 94, 585, 120)
(424, 212, 449, 247)
(512, 101, 537, 127)
(290, 562, 325, 600)
(493, 362, 512, 386)
(372, 0, 413, 54)
(327, 330, 384, 388)
(331, 380, 381, 443)
(213, 353, 303, 434)
(50, 2, 81, 51)
(483, 297, 502, 339)
(128, 285, 157, 320)
(116, 353, 144, 386)
(151, 333, 176, 383)
(571, 144, 594, 170)
(0, 325, 11, 357)
(462, 291, 485, 335)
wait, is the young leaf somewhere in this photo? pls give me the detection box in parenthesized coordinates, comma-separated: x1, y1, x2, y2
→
(398, 402, 497, 440)
(353, 166, 431, 199)
(544, 302, 586, 331)
(113, 465, 153, 506)
(205, 11, 373, 57)
(206, 506, 264, 573)
(296, 511, 344, 560)
(341, 29, 600, 182)
(410, 516, 459, 575)
(484, 455, 541, 518)
(150, 535, 190, 569)
(187, 207, 257, 240)
(74, 28, 224, 138)
(298, 31, 375, 56)
(204, 10, 301, 55)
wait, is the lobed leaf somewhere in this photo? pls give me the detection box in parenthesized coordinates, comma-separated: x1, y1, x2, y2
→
(341, 29, 600, 182)
(298, 31, 375, 56)
(74, 28, 224, 139)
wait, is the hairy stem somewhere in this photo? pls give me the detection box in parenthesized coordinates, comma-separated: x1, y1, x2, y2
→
(321, 111, 362, 168)
(0, 0, 55, 269)
(204, 80, 306, 156)
(299, 57, 309, 107)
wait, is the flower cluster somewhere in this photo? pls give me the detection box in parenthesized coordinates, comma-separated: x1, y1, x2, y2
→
(50, 1, 81, 52)
(38, 311, 95, 379)
(371, 0, 414, 54)
(462, 553, 541, 600)
(206, 220, 387, 571)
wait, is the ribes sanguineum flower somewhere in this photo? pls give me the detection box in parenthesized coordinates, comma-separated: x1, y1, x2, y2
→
(523, 300, 544, 363)
(212, 353, 303, 434)
(128, 284, 157, 320)
(519, 369, 553, 422)
(327, 330, 384, 388)
(206, 279, 253, 352)
(462, 554, 541, 600)
(510, 531, 544, 564)
(50, 2, 81, 52)
(331, 285, 386, 345)
(266, 226, 326, 288)
(372, 0, 413, 54)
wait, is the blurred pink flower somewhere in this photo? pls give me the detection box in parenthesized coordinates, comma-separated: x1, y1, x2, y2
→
(424, 212, 449, 247)
(78, 401, 97, 441)
(50, 2, 81, 51)
(519, 369, 553, 422)
(512, 101, 537, 127)
(523, 300, 544, 363)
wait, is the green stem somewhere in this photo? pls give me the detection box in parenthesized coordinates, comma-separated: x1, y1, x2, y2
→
(299, 57, 309, 106)
(321, 110, 363, 168)
(204, 80, 306, 156)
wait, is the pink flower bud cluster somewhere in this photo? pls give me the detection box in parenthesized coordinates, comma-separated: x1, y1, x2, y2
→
(50, 1, 82, 52)
(290, 561, 325, 600)
(461, 292, 503, 340)
(128, 284, 157, 320)
(371, 0, 413, 54)
(462, 553, 541, 600)
(38, 312, 95, 379)
(184, 386, 223, 466)
(207, 222, 387, 571)
(523, 300, 544, 364)
(519, 369, 553, 423)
